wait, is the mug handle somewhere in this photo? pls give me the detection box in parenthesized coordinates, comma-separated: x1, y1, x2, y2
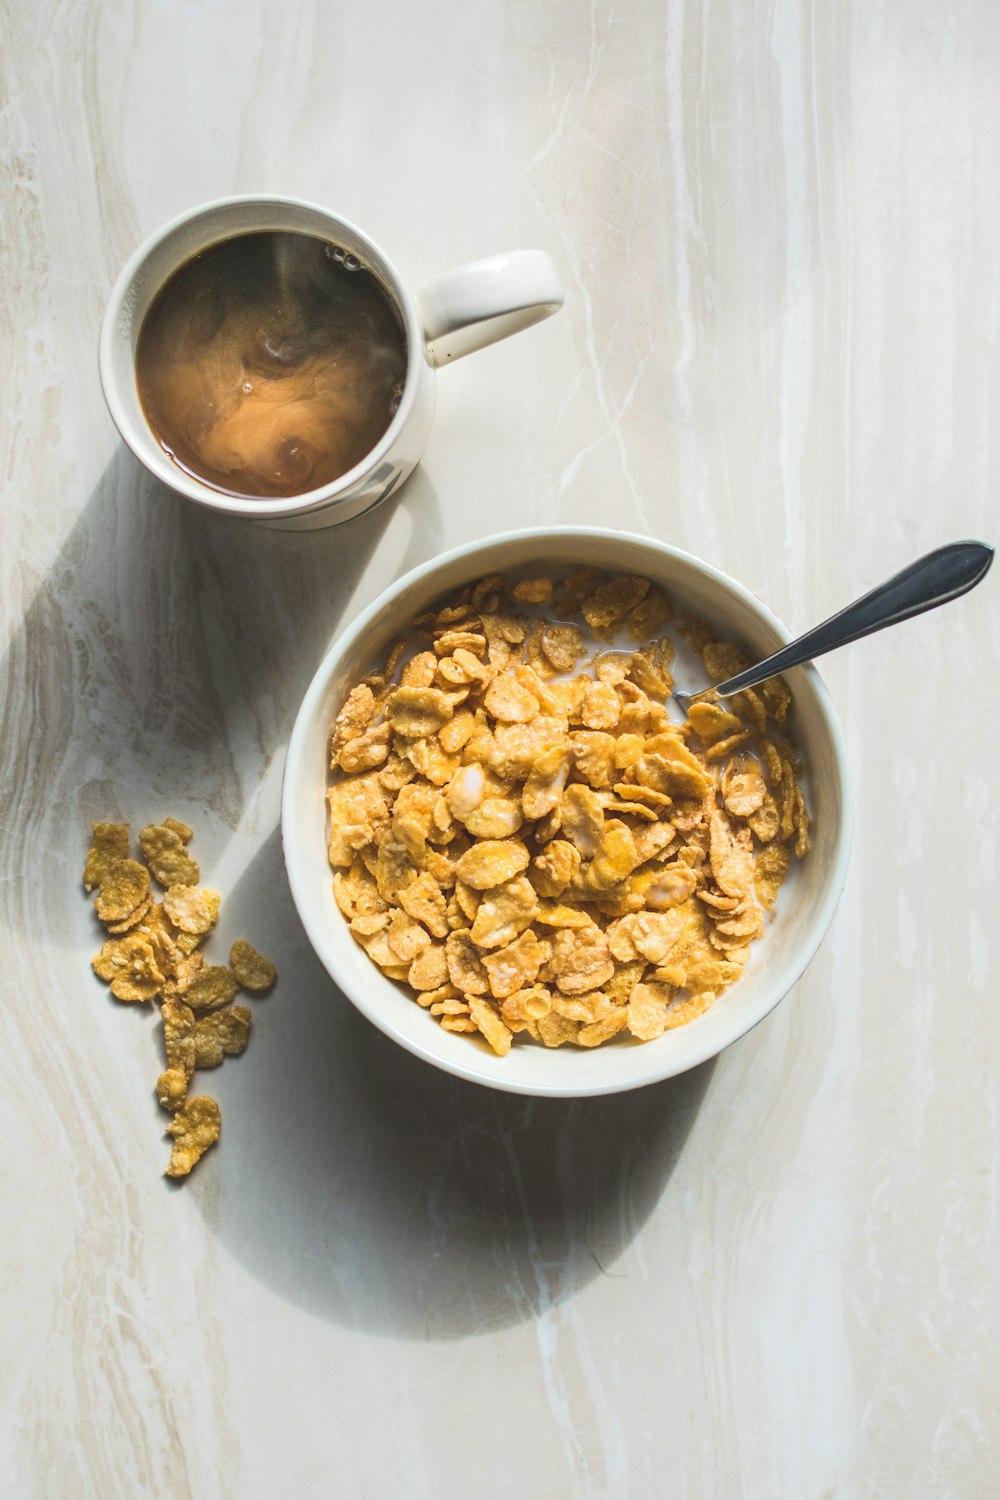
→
(417, 250, 564, 367)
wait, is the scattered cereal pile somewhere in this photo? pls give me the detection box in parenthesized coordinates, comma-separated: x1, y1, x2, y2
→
(327, 569, 810, 1056)
(85, 818, 276, 1176)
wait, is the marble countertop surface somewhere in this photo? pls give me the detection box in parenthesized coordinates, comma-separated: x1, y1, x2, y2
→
(2, 1, 998, 1496)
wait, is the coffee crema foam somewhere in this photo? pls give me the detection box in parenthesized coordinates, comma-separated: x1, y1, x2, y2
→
(135, 231, 408, 499)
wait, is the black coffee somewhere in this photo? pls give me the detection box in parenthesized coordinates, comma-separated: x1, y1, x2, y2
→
(135, 231, 408, 499)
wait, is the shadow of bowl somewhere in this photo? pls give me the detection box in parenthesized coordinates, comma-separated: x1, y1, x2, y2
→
(18, 450, 715, 1340)
(193, 827, 716, 1341)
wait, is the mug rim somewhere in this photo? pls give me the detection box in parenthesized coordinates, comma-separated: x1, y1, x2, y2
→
(98, 193, 427, 518)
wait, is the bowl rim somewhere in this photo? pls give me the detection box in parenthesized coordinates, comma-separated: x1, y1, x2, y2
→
(281, 526, 854, 1097)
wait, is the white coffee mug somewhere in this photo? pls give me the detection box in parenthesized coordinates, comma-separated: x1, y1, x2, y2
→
(99, 195, 565, 530)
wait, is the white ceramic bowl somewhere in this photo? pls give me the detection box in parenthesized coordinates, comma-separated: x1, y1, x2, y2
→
(282, 528, 852, 1097)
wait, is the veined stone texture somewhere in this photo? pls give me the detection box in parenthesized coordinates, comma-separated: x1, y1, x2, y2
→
(1, 2, 997, 1497)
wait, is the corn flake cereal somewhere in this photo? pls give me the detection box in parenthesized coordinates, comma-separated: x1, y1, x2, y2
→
(163, 884, 221, 936)
(454, 838, 530, 890)
(162, 999, 197, 1077)
(94, 859, 150, 924)
(105, 892, 153, 935)
(93, 933, 164, 1002)
(194, 1005, 252, 1069)
(326, 569, 811, 1056)
(481, 928, 551, 999)
(467, 995, 513, 1056)
(156, 1068, 190, 1113)
(230, 940, 277, 993)
(513, 577, 554, 605)
(140, 823, 200, 887)
(165, 1096, 221, 1178)
(83, 822, 129, 892)
(86, 817, 275, 1178)
(470, 875, 538, 950)
(184, 965, 239, 1012)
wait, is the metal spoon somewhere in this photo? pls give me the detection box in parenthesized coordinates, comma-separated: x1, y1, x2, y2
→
(673, 540, 994, 713)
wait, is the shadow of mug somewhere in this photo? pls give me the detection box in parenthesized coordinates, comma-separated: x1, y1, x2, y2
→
(4, 444, 444, 952)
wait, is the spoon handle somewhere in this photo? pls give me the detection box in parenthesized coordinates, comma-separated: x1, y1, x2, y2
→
(711, 540, 995, 700)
